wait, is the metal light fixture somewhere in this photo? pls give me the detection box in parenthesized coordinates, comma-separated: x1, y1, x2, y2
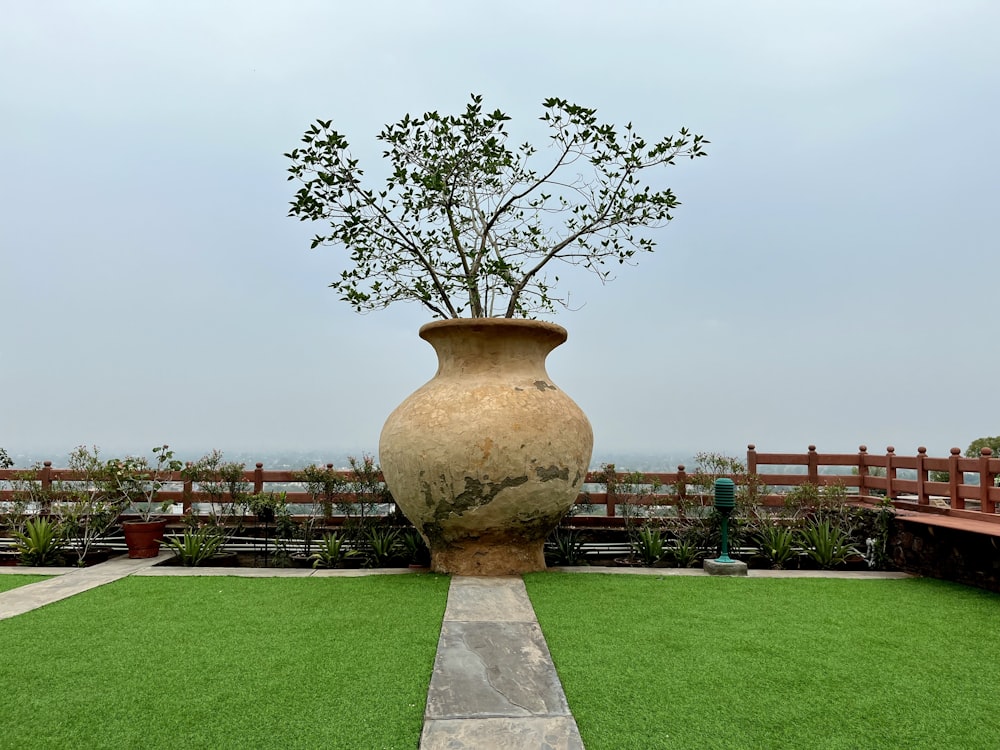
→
(713, 477, 736, 563)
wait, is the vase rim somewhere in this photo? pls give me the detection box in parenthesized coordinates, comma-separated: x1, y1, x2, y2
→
(418, 318, 567, 343)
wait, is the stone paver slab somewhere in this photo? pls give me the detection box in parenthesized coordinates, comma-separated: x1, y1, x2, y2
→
(420, 716, 584, 749)
(425, 620, 570, 719)
(445, 576, 536, 622)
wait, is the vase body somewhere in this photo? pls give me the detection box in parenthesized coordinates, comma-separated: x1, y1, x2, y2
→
(123, 519, 166, 559)
(379, 319, 593, 575)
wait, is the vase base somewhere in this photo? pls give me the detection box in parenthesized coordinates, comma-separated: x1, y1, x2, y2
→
(431, 539, 546, 576)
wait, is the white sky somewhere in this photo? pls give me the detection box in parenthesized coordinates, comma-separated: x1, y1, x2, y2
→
(2, 0, 997, 463)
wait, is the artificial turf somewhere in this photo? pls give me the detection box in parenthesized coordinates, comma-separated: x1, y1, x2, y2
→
(0, 574, 449, 750)
(524, 574, 1000, 750)
(0, 574, 51, 593)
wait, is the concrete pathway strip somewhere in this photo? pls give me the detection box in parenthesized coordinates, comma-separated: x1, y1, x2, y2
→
(0, 554, 163, 620)
(421, 576, 584, 750)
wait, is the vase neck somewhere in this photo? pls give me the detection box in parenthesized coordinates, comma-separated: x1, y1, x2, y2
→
(419, 320, 566, 377)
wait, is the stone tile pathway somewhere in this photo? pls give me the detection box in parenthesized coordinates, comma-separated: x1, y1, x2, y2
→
(420, 576, 584, 749)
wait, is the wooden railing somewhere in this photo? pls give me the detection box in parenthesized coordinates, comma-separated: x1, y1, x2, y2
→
(0, 463, 367, 517)
(2, 445, 998, 525)
(748, 444, 999, 523)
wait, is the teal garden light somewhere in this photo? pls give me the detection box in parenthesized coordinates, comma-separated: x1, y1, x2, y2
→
(713, 477, 736, 563)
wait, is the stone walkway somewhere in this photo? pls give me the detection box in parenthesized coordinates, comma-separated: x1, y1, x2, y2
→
(0, 558, 912, 748)
(420, 576, 583, 749)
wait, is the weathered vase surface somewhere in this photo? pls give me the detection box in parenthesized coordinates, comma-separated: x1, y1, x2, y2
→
(379, 319, 593, 575)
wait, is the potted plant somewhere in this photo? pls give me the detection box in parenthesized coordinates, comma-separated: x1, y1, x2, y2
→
(107, 445, 182, 558)
(286, 94, 707, 574)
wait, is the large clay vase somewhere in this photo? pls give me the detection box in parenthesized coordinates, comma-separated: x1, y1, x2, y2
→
(379, 319, 593, 575)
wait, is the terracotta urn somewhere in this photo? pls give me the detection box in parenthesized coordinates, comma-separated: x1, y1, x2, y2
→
(379, 319, 593, 575)
(122, 519, 167, 559)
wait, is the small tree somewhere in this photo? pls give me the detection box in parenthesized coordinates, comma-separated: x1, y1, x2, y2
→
(182, 450, 250, 543)
(966, 436, 1000, 458)
(58, 446, 124, 565)
(339, 454, 392, 527)
(286, 94, 707, 319)
(297, 463, 345, 521)
(5, 465, 53, 534)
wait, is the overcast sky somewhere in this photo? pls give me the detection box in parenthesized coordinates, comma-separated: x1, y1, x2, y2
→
(2, 1, 997, 466)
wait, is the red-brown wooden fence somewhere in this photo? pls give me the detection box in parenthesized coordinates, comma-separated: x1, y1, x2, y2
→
(2, 445, 997, 526)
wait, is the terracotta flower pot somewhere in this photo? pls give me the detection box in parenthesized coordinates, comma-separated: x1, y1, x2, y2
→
(379, 319, 593, 575)
(123, 519, 167, 559)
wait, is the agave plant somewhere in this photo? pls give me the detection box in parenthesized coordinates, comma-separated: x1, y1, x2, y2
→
(310, 531, 358, 569)
(798, 518, 859, 570)
(668, 537, 703, 568)
(163, 527, 225, 567)
(544, 527, 589, 566)
(755, 524, 798, 570)
(12, 517, 65, 566)
(399, 528, 430, 567)
(363, 526, 402, 568)
(633, 525, 666, 566)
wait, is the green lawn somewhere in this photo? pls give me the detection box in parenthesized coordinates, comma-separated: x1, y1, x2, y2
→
(0, 574, 449, 750)
(0, 574, 51, 593)
(524, 574, 1000, 750)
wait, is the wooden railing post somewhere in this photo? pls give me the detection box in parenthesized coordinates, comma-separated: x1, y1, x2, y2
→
(916, 447, 928, 506)
(747, 444, 757, 476)
(857, 445, 869, 498)
(948, 448, 963, 509)
(676, 464, 687, 506)
(979, 448, 994, 513)
(807, 445, 818, 485)
(885, 447, 896, 500)
(604, 466, 617, 518)
(40, 461, 53, 493)
(254, 462, 264, 495)
(182, 462, 194, 513)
